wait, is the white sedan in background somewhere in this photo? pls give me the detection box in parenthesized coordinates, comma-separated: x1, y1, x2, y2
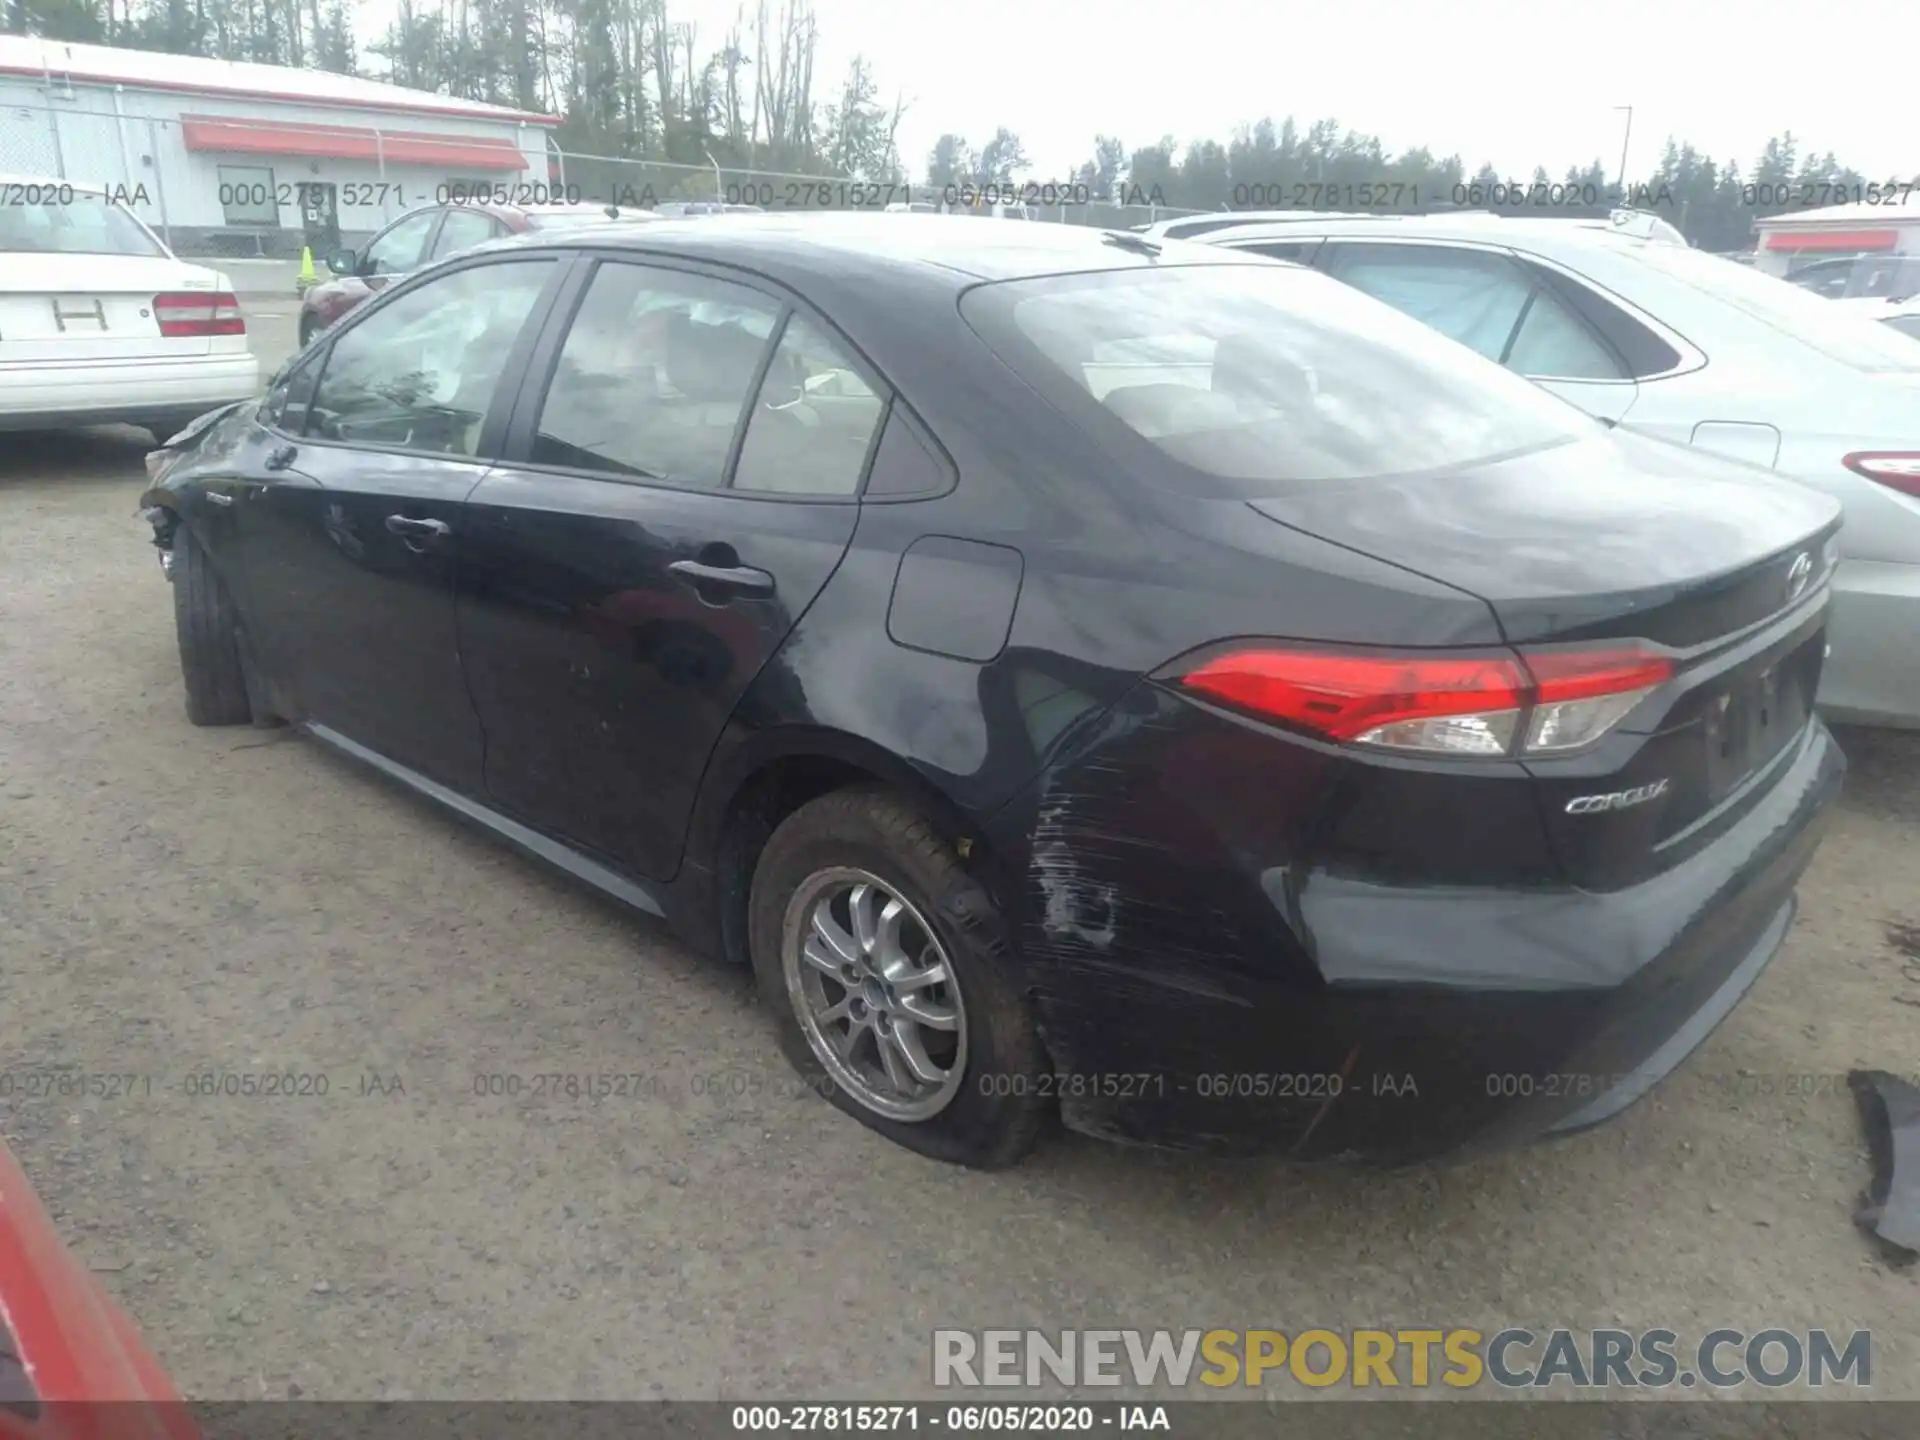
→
(1190, 211, 1920, 729)
(0, 174, 258, 441)
(1878, 297, 1920, 341)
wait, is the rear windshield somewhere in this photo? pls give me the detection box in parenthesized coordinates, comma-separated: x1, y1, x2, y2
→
(961, 262, 1591, 492)
(0, 196, 165, 257)
(1632, 245, 1920, 374)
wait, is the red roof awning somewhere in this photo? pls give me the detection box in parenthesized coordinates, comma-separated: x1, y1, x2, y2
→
(1760, 228, 1900, 253)
(180, 114, 529, 171)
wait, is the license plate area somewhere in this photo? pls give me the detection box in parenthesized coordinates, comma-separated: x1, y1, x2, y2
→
(1703, 640, 1816, 802)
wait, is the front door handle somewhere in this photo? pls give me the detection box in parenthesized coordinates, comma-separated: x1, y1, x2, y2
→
(204, 489, 234, 507)
(384, 514, 452, 552)
(667, 559, 775, 599)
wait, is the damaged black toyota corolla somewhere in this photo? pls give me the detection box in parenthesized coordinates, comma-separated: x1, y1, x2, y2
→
(139, 215, 1846, 1168)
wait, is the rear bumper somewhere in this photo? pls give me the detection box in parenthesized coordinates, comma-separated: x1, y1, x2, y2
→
(0, 354, 259, 431)
(989, 712, 1845, 1162)
(1817, 558, 1920, 728)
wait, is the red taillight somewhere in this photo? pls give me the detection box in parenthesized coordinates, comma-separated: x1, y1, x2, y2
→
(1180, 650, 1527, 743)
(1173, 643, 1674, 757)
(153, 291, 245, 337)
(1842, 451, 1920, 498)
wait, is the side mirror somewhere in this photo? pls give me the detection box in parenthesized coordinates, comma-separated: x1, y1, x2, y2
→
(325, 248, 357, 276)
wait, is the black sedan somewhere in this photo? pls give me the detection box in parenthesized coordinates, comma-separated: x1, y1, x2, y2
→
(140, 215, 1846, 1169)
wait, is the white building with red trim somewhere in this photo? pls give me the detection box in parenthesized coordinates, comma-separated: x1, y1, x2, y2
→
(1750, 191, 1920, 276)
(0, 34, 560, 256)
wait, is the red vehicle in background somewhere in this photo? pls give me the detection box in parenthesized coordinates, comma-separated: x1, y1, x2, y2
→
(297, 199, 660, 346)
(0, 1141, 195, 1440)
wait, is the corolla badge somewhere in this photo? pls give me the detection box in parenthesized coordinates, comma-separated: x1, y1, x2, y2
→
(1786, 552, 1812, 603)
(1566, 778, 1670, 815)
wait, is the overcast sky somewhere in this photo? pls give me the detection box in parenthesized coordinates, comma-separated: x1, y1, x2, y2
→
(362, 0, 1916, 185)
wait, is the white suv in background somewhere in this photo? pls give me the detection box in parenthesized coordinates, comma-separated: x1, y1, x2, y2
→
(1190, 211, 1920, 729)
(0, 174, 258, 442)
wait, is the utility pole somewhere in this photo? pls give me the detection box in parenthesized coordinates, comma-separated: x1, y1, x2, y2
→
(1613, 106, 1634, 204)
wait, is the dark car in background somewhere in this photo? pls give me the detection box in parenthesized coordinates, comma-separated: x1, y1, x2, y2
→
(296, 199, 659, 345)
(144, 216, 1844, 1170)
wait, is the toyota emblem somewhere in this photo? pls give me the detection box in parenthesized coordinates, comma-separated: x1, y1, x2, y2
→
(1786, 552, 1812, 603)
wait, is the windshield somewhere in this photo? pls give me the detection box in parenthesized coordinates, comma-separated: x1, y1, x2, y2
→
(0, 194, 167, 257)
(1633, 245, 1920, 374)
(962, 262, 1592, 493)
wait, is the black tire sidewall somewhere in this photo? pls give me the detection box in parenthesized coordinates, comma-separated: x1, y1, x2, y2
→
(748, 789, 1049, 1168)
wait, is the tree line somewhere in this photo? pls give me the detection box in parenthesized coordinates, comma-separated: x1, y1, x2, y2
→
(7, 0, 1908, 249)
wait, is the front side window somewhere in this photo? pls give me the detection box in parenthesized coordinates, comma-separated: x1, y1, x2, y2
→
(431, 208, 497, 260)
(303, 259, 554, 455)
(531, 263, 780, 487)
(1884, 314, 1920, 341)
(962, 262, 1592, 494)
(363, 209, 441, 275)
(733, 316, 885, 495)
(1324, 244, 1535, 361)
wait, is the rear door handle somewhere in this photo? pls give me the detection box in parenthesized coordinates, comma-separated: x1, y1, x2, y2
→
(668, 559, 775, 599)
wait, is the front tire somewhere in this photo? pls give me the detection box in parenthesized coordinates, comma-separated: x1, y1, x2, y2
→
(748, 787, 1049, 1168)
(171, 529, 254, 727)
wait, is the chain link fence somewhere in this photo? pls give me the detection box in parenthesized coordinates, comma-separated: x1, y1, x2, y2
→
(2, 95, 1212, 261)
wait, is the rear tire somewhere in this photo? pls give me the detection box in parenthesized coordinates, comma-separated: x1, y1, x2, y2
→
(747, 786, 1049, 1169)
(171, 529, 254, 727)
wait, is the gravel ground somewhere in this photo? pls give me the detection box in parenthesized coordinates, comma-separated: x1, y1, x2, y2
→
(0, 424, 1916, 1407)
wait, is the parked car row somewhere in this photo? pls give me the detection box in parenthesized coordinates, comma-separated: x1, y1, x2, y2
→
(139, 213, 1850, 1173)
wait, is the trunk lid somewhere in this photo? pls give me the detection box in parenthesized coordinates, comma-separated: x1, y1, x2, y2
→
(1245, 431, 1840, 647)
(1247, 430, 1843, 889)
(0, 254, 227, 362)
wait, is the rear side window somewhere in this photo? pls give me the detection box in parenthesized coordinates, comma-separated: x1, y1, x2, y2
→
(732, 316, 885, 495)
(1323, 244, 1534, 360)
(530, 262, 780, 487)
(961, 263, 1590, 493)
(1503, 286, 1626, 379)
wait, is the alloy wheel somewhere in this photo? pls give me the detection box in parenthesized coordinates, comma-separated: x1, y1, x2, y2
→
(781, 866, 968, 1122)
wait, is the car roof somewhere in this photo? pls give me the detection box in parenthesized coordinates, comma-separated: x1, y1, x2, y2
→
(518, 202, 662, 221)
(457, 211, 1253, 289)
(1193, 209, 1691, 251)
(1138, 210, 1362, 240)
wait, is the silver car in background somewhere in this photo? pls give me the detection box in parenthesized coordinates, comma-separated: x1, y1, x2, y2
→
(1192, 212, 1920, 728)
